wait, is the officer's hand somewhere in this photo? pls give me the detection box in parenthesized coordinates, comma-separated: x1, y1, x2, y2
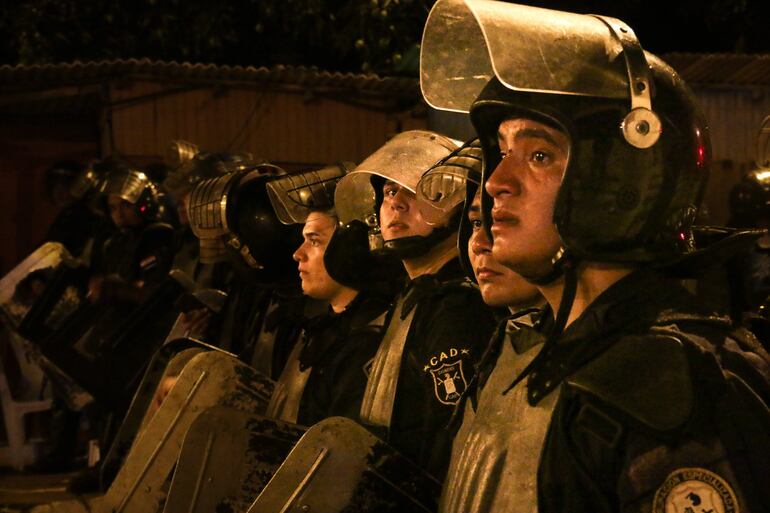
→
(148, 375, 179, 418)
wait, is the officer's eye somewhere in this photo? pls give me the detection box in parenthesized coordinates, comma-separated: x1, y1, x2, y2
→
(309, 237, 322, 247)
(531, 151, 548, 163)
(383, 185, 399, 197)
(470, 218, 483, 231)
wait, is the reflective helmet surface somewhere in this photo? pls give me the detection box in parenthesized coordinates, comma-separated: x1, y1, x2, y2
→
(266, 163, 352, 224)
(417, 138, 483, 279)
(333, 130, 460, 258)
(99, 165, 163, 222)
(69, 163, 104, 200)
(421, 0, 710, 264)
(163, 146, 253, 202)
(188, 163, 301, 284)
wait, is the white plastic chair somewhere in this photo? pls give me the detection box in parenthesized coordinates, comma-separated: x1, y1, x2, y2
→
(0, 334, 53, 470)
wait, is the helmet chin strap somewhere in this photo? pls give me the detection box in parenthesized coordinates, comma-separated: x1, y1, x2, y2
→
(379, 223, 458, 260)
(523, 246, 569, 286)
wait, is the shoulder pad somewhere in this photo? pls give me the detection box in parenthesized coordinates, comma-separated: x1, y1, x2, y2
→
(566, 334, 693, 432)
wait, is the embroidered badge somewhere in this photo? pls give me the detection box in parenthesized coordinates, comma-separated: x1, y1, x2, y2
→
(652, 467, 739, 513)
(429, 360, 467, 405)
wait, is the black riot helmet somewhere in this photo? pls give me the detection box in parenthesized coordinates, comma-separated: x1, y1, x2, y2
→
(421, 0, 710, 278)
(416, 138, 483, 280)
(266, 163, 360, 287)
(333, 130, 461, 260)
(187, 163, 302, 285)
(729, 170, 770, 228)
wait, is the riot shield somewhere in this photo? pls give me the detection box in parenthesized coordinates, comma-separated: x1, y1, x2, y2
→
(22, 268, 217, 412)
(248, 417, 441, 513)
(163, 406, 306, 513)
(100, 350, 274, 513)
(99, 338, 218, 490)
(0, 242, 76, 330)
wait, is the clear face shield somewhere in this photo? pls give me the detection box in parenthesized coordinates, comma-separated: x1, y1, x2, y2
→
(416, 138, 483, 225)
(266, 163, 354, 225)
(334, 130, 460, 251)
(420, 0, 661, 150)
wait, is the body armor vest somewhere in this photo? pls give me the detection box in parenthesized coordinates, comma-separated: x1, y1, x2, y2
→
(265, 340, 311, 423)
(359, 293, 416, 428)
(441, 318, 554, 513)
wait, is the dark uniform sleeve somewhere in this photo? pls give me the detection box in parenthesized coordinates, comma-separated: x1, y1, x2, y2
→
(538, 330, 770, 513)
(298, 326, 383, 426)
(390, 284, 496, 479)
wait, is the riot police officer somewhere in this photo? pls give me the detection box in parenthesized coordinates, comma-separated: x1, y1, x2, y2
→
(90, 164, 175, 304)
(43, 161, 111, 260)
(265, 163, 394, 425)
(332, 130, 497, 480)
(421, 1, 770, 512)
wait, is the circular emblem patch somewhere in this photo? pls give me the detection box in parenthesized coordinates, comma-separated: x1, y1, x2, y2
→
(653, 467, 739, 513)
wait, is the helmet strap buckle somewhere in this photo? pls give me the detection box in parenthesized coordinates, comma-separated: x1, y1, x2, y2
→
(593, 15, 661, 149)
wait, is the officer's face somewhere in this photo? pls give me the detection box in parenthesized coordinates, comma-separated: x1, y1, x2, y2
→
(293, 211, 346, 301)
(379, 181, 435, 241)
(485, 118, 568, 278)
(107, 194, 143, 229)
(467, 190, 540, 308)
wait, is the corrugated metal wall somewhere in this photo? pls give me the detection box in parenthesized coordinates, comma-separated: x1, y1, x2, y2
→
(692, 86, 770, 223)
(693, 86, 770, 166)
(0, 120, 98, 274)
(105, 81, 427, 169)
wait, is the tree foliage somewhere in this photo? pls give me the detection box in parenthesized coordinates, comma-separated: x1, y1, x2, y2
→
(0, 0, 768, 75)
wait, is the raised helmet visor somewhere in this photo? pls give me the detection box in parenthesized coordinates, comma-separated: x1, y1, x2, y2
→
(420, 0, 637, 114)
(334, 130, 459, 226)
(266, 163, 353, 225)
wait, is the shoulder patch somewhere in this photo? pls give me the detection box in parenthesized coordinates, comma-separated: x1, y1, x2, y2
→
(653, 467, 739, 513)
(429, 360, 468, 405)
(566, 334, 693, 432)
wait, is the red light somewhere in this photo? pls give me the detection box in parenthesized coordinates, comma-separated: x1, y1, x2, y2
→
(679, 232, 686, 241)
(696, 146, 705, 167)
(140, 205, 146, 213)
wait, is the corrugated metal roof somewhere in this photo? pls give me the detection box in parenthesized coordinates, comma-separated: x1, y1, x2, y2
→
(0, 59, 419, 97)
(2, 54, 769, 95)
(664, 53, 770, 87)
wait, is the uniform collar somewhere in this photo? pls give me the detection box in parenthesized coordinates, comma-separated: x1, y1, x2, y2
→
(526, 268, 703, 402)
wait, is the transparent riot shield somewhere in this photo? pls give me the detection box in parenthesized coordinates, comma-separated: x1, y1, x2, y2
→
(248, 417, 441, 513)
(99, 350, 274, 513)
(0, 242, 71, 328)
(163, 407, 306, 513)
(23, 268, 215, 412)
